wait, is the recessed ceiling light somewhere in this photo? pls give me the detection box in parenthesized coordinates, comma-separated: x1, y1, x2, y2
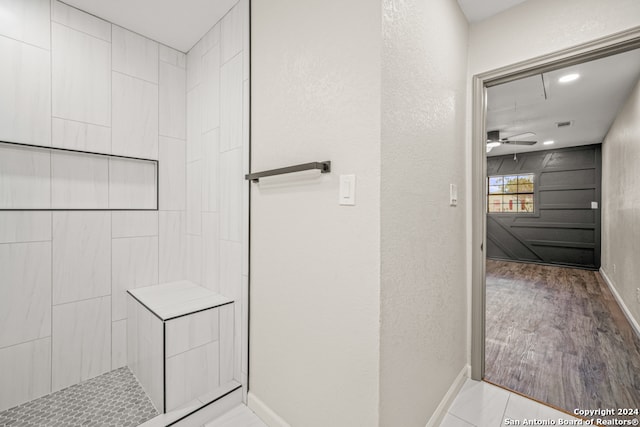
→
(558, 73, 580, 83)
(543, 140, 555, 145)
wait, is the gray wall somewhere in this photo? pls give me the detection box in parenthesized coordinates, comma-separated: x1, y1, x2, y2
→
(601, 77, 640, 329)
(487, 144, 601, 269)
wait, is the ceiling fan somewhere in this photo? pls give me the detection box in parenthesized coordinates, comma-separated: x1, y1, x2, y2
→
(486, 130, 537, 153)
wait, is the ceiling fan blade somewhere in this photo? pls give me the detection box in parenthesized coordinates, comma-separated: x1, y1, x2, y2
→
(505, 132, 536, 140)
(503, 140, 537, 145)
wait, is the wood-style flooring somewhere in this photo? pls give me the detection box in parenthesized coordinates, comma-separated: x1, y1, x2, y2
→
(485, 260, 640, 417)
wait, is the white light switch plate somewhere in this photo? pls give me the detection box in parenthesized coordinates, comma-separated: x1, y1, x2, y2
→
(450, 184, 458, 206)
(339, 174, 356, 206)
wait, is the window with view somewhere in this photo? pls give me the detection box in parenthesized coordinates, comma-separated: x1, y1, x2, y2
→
(487, 174, 535, 213)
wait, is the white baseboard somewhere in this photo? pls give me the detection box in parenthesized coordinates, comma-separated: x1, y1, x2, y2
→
(425, 364, 470, 427)
(600, 268, 640, 339)
(248, 392, 291, 427)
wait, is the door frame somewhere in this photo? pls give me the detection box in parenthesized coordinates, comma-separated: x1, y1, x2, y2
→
(470, 26, 640, 380)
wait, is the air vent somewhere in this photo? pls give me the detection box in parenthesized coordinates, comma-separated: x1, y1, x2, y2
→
(556, 121, 572, 128)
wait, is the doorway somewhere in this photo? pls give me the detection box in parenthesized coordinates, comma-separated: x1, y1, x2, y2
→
(471, 30, 640, 417)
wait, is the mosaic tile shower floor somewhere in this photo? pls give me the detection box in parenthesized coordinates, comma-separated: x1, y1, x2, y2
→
(0, 367, 158, 427)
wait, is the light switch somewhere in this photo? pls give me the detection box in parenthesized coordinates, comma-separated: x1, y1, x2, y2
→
(591, 201, 598, 209)
(339, 174, 356, 206)
(450, 184, 458, 206)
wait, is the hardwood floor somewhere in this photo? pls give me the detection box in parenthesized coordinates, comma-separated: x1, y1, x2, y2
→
(485, 260, 640, 417)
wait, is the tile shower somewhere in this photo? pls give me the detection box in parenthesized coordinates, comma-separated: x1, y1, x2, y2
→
(0, 0, 249, 423)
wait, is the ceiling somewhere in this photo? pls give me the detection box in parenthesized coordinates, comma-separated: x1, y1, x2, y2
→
(456, 0, 526, 23)
(486, 48, 640, 157)
(63, 0, 238, 52)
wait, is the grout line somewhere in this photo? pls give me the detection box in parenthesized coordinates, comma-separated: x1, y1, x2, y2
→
(0, 33, 50, 52)
(51, 115, 112, 130)
(51, 20, 110, 44)
(0, 335, 51, 353)
(0, 239, 52, 246)
(112, 69, 159, 87)
(52, 293, 111, 309)
(49, 1, 54, 395)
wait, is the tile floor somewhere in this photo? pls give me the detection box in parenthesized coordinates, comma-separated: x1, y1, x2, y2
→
(205, 404, 267, 427)
(440, 379, 581, 427)
(0, 367, 158, 427)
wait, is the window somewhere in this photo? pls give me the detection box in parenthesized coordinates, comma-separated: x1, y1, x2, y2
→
(487, 174, 534, 213)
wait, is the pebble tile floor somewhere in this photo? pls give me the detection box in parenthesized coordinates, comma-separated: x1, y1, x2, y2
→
(0, 367, 158, 427)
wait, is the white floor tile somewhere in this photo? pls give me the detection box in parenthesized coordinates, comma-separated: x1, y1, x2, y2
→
(440, 413, 476, 427)
(205, 404, 268, 427)
(448, 379, 510, 427)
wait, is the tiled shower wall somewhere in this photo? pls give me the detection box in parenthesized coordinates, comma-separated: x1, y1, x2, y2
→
(184, 0, 250, 395)
(0, 0, 248, 412)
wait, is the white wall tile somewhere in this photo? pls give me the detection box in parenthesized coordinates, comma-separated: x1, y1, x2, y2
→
(127, 297, 163, 411)
(51, 151, 109, 209)
(186, 161, 202, 235)
(166, 308, 219, 358)
(159, 137, 186, 211)
(159, 44, 186, 68)
(220, 148, 242, 242)
(52, 23, 110, 126)
(112, 211, 158, 238)
(0, 37, 51, 145)
(0, 145, 50, 209)
(241, 275, 248, 378)
(160, 62, 186, 140)
(221, 3, 243, 64)
(0, 337, 51, 412)
(201, 23, 221, 55)
(51, 0, 110, 42)
(51, 118, 111, 154)
(220, 54, 242, 152)
(109, 157, 158, 210)
(0, 0, 50, 49)
(52, 296, 111, 391)
(112, 25, 159, 83)
(220, 240, 242, 302)
(112, 319, 127, 370)
(187, 235, 202, 285)
(186, 42, 202, 91)
(52, 212, 111, 305)
(242, 0, 249, 81)
(202, 213, 220, 292)
(219, 304, 234, 384)
(202, 45, 220, 132)
(203, 129, 220, 212)
(112, 72, 159, 159)
(166, 341, 219, 411)
(112, 236, 159, 321)
(0, 242, 51, 348)
(159, 211, 186, 283)
(0, 212, 51, 244)
(186, 87, 202, 162)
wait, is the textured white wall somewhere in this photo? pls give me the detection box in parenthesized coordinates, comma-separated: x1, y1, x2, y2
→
(380, 0, 469, 425)
(249, 0, 382, 425)
(468, 0, 640, 76)
(601, 78, 640, 327)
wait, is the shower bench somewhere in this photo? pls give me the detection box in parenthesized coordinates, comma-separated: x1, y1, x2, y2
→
(127, 280, 238, 415)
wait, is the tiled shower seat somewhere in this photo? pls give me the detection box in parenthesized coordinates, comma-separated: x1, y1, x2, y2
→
(127, 280, 237, 414)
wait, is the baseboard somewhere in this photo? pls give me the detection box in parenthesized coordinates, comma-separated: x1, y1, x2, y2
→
(424, 364, 470, 427)
(600, 268, 640, 339)
(247, 392, 291, 427)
